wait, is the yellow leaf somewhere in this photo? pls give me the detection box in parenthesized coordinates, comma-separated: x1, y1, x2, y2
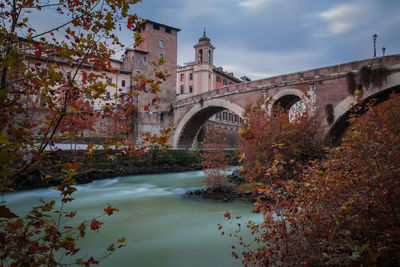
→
(117, 237, 126, 243)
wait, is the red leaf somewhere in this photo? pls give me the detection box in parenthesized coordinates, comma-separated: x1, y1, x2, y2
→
(90, 219, 102, 231)
(34, 49, 42, 58)
(104, 206, 118, 216)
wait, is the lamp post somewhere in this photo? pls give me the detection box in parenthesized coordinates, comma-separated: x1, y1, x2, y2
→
(373, 33, 377, 57)
(382, 47, 386, 57)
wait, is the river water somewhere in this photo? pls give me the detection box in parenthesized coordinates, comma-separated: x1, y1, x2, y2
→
(5, 170, 258, 267)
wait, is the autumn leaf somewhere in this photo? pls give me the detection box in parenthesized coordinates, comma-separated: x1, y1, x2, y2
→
(90, 219, 103, 231)
(104, 206, 119, 216)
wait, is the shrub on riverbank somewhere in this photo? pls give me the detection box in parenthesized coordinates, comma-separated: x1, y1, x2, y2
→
(224, 93, 400, 266)
(239, 95, 325, 182)
(201, 126, 231, 187)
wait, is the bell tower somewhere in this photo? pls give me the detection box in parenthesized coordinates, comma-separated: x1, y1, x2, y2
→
(194, 30, 215, 65)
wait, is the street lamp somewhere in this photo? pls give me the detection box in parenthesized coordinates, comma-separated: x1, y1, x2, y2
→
(382, 47, 386, 57)
(373, 33, 377, 57)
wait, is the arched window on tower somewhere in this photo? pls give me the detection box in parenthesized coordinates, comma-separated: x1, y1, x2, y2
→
(198, 49, 203, 63)
(207, 50, 211, 63)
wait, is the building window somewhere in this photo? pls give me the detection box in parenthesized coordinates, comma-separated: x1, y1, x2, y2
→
(229, 113, 233, 121)
(216, 113, 220, 119)
(165, 27, 171, 33)
(229, 82, 233, 85)
(180, 74, 184, 81)
(136, 71, 141, 76)
(180, 85, 184, 94)
(153, 23, 160, 30)
(121, 80, 126, 87)
(235, 114, 239, 122)
(107, 77, 112, 84)
(160, 40, 164, 48)
(66, 72, 71, 82)
(209, 74, 211, 79)
(189, 85, 193, 93)
(143, 56, 147, 62)
(189, 73, 193, 80)
(198, 49, 203, 63)
(159, 54, 164, 59)
(223, 79, 227, 86)
(217, 76, 221, 83)
(222, 112, 227, 120)
(106, 92, 110, 99)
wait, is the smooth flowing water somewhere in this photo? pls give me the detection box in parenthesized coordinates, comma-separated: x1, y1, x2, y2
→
(5, 170, 258, 267)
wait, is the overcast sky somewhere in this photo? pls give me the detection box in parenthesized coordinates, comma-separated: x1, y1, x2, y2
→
(127, 0, 400, 80)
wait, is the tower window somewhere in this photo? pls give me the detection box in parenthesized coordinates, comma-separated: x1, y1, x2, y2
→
(160, 40, 164, 48)
(198, 49, 203, 63)
(208, 50, 211, 63)
(121, 80, 126, 87)
(143, 56, 147, 62)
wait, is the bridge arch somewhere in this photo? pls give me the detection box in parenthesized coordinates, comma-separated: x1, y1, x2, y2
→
(267, 88, 305, 114)
(326, 70, 400, 143)
(172, 99, 245, 148)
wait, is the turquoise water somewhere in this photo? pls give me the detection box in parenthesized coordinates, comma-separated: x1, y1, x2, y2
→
(5, 170, 258, 266)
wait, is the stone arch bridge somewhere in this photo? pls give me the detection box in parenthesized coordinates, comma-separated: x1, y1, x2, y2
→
(172, 55, 400, 148)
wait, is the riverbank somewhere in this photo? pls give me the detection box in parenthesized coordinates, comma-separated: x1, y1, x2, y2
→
(13, 148, 238, 191)
(15, 163, 203, 190)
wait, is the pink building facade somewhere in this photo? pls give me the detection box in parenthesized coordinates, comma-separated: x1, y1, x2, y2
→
(176, 31, 241, 97)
